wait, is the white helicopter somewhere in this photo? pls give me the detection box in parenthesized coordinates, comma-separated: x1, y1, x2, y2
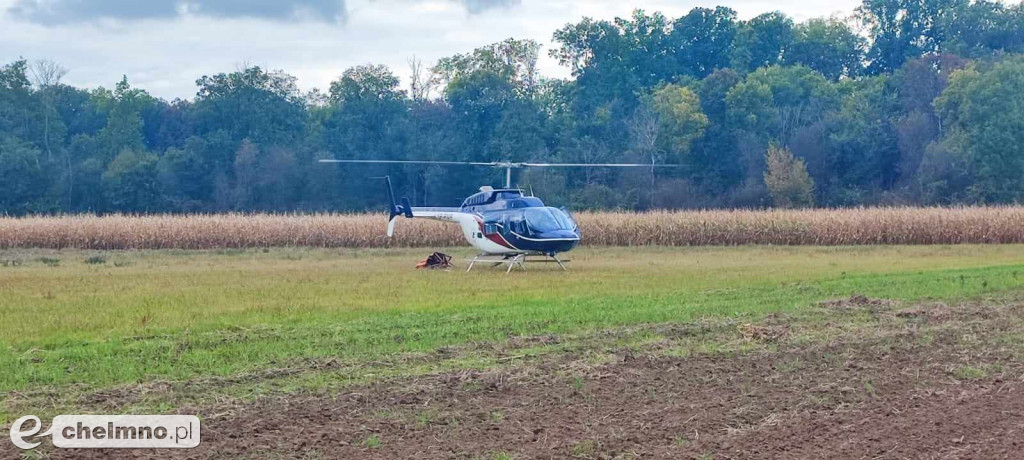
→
(320, 159, 680, 272)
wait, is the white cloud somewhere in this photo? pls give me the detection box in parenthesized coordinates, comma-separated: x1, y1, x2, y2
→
(7, 0, 349, 24)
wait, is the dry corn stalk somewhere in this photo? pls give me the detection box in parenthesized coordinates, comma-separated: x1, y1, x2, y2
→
(1, 207, 1023, 250)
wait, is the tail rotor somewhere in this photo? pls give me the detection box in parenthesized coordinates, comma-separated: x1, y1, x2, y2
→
(381, 176, 413, 237)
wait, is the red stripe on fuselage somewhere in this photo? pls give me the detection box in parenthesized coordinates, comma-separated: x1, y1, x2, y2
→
(476, 219, 516, 250)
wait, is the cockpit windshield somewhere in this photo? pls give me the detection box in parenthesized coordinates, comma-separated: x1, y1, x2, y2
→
(523, 207, 577, 233)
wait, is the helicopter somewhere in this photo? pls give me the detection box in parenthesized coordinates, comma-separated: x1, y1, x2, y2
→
(319, 159, 680, 272)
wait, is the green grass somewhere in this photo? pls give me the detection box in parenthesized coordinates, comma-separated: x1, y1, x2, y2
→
(1, 245, 1023, 408)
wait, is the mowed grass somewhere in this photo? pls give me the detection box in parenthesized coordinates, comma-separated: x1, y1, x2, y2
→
(1, 245, 1023, 404)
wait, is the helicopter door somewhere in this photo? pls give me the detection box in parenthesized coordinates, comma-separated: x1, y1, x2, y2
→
(505, 215, 527, 236)
(500, 215, 510, 236)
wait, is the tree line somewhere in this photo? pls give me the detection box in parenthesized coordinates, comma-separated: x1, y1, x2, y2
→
(3, 0, 1024, 215)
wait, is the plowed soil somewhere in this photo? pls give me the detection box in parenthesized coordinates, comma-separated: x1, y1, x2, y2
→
(35, 301, 1024, 459)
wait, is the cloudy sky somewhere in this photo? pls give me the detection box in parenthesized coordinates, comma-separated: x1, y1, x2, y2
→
(0, 0, 860, 100)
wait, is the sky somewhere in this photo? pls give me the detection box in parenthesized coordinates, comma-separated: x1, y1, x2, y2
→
(0, 0, 861, 100)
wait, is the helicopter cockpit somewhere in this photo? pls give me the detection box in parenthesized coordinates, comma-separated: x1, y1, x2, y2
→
(522, 207, 577, 233)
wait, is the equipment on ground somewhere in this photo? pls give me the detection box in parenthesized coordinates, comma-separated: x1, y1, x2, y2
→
(416, 252, 453, 270)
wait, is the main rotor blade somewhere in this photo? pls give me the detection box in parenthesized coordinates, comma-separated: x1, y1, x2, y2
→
(319, 159, 498, 166)
(319, 159, 685, 169)
(519, 163, 684, 168)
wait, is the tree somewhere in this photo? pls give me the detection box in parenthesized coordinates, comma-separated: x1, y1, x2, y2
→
(622, 85, 707, 207)
(857, 0, 959, 74)
(726, 80, 775, 134)
(941, 0, 1017, 55)
(551, 10, 675, 113)
(329, 64, 406, 104)
(63, 134, 104, 211)
(934, 57, 1024, 202)
(689, 69, 744, 192)
(0, 137, 47, 214)
(732, 12, 794, 72)
(102, 148, 160, 212)
(828, 75, 901, 199)
(231, 139, 259, 209)
(322, 65, 411, 208)
(649, 84, 709, 159)
(893, 54, 966, 188)
(323, 65, 408, 163)
(0, 60, 43, 148)
(96, 76, 146, 161)
(5, 4, 1024, 215)
(727, 66, 839, 142)
(433, 38, 542, 93)
(193, 66, 306, 146)
(443, 67, 550, 193)
(786, 18, 865, 80)
(30, 59, 68, 161)
(763, 145, 814, 208)
(670, 7, 737, 78)
(407, 56, 437, 101)
(696, 68, 742, 123)
(157, 136, 213, 211)
(446, 70, 519, 148)
(572, 183, 620, 210)
(917, 129, 974, 203)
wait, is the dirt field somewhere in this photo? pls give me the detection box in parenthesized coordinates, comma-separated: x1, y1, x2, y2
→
(33, 295, 1024, 459)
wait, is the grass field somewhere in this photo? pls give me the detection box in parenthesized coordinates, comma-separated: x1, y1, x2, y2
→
(2, 245, 1024, 432)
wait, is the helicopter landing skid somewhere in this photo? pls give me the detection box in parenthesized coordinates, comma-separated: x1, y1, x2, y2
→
(466, 253, 570, 274)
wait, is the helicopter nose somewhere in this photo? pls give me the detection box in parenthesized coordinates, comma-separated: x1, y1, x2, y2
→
(536, 230, 580, 253)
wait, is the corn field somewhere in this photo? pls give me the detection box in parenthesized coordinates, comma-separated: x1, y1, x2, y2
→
(2, 207, 1024, 250)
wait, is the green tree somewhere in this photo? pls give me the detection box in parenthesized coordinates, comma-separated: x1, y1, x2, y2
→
(934, 57, 1024, 202)
(0, 60, 44, 150)
(329, 64, 406, 104)
(917, 130, 974, 203)
(857, 0, 959, 74)
(727, 66, 839, 142)
(764, 145, 815, 208)
(5, 3, 1024, 214)
(0, 137, 47, 214)
(670, 7, 738, 77)
(551, 10, 675, 113)
(321, 65, 411, 208)
(446, 70, 519, 149)
(102, 148, 160, 212)
(193, 66, 306, 147)
(323, 64, 408, 163)
(892, 55, 966, 189)
(941, 0, 1013, 55)
(732, 12, 794, 72)
(433, 38, 542, 93)
(689, 69, 744, 192)
(827, 75, 901, 200)
(725, 80, 775, 134)
(649, 84, 709, 158)
(786, 18, 865, 80)
(157, 136, 214, 211)
(96, 76, 147, 161)
(572, 183, 620, 210)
